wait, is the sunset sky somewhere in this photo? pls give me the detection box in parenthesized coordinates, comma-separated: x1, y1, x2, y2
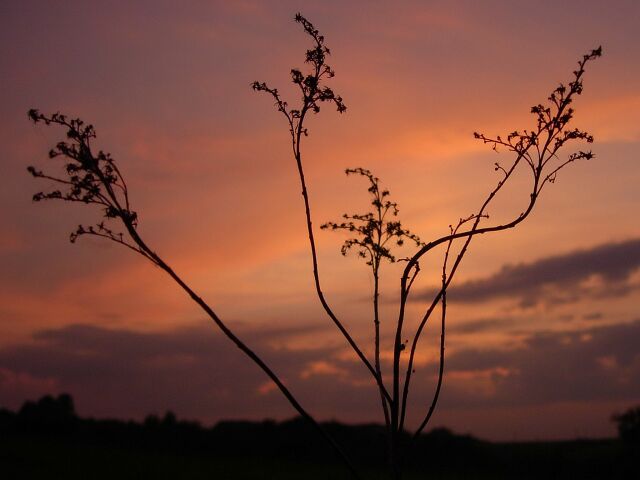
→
(1, 0, 639, 441)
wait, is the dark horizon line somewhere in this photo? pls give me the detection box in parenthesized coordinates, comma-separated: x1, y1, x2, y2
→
(2, 392, 628, 444)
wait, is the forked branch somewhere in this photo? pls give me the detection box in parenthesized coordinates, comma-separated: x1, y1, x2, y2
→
(26, 109, 362, 480)
(253, 14, 392, 403)
(395, 46, 602, 438)
(27, 13, 602, 479)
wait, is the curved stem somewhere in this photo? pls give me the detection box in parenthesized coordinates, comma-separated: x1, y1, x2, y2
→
(400, 175, 539, 431)
(393, 146, 529, 391)
(124, 225, 363, 480)
(412, 288, 445, 439)
(293, 110, 391, 404)
(395, 141, 538, 435)
(412, 234, 451, 439)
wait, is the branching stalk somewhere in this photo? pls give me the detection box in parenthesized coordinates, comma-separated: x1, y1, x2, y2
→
(26, 109, 363, 480)
(27, 14, 602, 480)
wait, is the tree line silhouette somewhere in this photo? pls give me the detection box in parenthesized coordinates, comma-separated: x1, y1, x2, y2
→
(2, 394, 639, 479)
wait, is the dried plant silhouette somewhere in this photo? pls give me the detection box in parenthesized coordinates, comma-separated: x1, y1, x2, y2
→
(320, 168, 423, 430)
(27, 12, 601, 480)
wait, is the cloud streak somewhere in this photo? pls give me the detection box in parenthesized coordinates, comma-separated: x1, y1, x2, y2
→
(440, 319, 640, 408)
(1, 319, 639, 440)
(0, 322, 379, 423)
(417, 238, 640, 307)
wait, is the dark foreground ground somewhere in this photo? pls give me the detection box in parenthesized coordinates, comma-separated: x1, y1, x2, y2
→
(2, 395, 638, 479)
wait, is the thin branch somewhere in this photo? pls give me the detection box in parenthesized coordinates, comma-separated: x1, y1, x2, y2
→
(254, 16, 394, 403)
(28, 107, 363, 480)
(412, 225, 453, 439)
(394, 46, 601, 440)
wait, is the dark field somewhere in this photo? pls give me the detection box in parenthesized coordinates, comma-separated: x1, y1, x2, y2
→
(2, 434, 638, 479)
(2, 395, 638, 479)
